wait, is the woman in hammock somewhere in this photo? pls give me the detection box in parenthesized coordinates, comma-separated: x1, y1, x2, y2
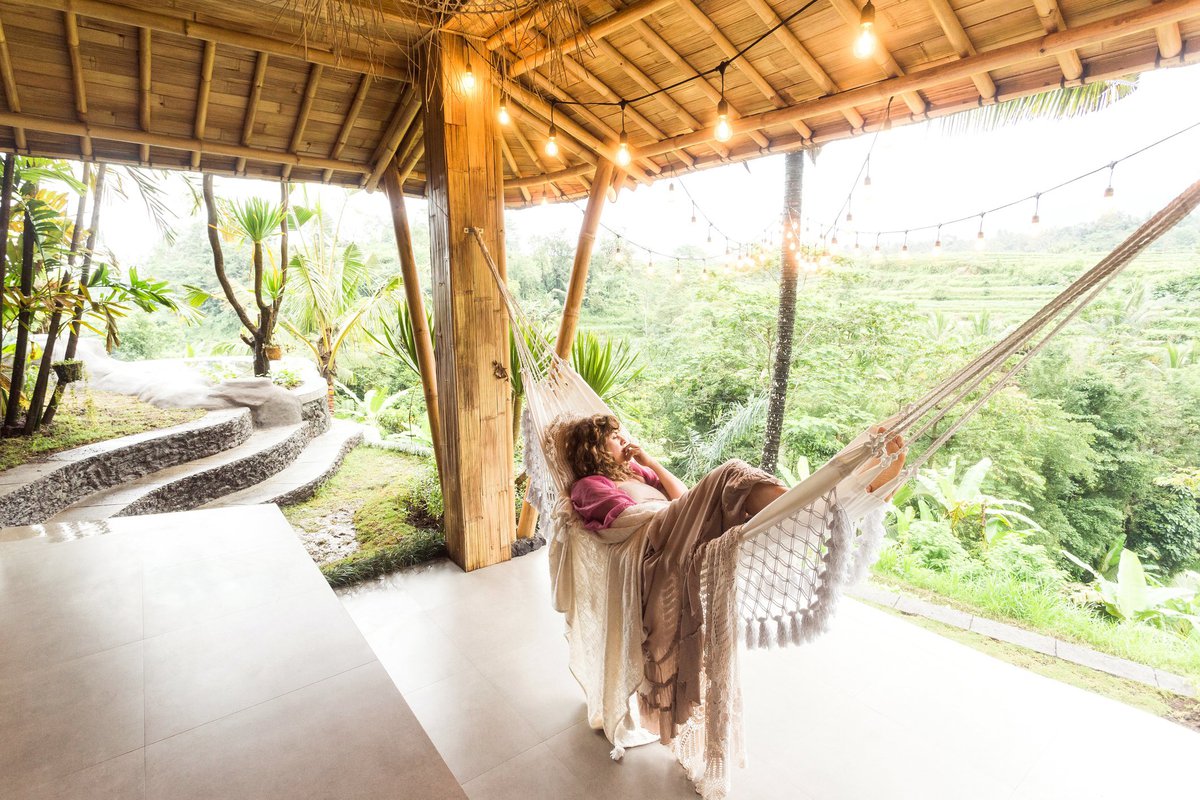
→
(562, 413, 906, 744)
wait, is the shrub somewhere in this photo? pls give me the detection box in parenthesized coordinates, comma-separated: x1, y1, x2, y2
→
(1127, 484, 1200, 577)
(903, 520, 971, 572)
(982, 537, 1064, 585)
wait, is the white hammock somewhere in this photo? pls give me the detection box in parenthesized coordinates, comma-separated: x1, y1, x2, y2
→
(467, 175, 1200, 798)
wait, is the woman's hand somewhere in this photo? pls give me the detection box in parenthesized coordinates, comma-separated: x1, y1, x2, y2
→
(623, 441, 651, 465)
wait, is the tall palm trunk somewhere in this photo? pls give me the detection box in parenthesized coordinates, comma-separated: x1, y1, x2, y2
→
(0, 154, 15, 370)
(761, 150, 804, 473)
(5, 200, 37, 431)
(65, 163, 106, 359)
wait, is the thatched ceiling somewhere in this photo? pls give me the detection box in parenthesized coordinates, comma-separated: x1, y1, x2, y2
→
(0, 0, 1196, 206)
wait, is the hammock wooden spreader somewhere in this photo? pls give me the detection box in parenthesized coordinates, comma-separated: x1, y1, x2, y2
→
(466, 175, 1200, 799)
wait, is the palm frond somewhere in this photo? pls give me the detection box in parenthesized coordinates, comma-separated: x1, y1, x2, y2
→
(937, 79, 1138, 136)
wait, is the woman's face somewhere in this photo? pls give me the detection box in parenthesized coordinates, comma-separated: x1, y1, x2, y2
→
(605, 427, 629, 464)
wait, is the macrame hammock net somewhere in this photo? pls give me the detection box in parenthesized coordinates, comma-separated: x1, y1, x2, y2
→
(469, 177, 1200, 799)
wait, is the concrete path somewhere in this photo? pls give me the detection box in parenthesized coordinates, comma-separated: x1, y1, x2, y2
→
(339, 547, 1200, 800)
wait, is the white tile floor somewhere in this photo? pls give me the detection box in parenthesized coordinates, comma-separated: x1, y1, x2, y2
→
(338, 547, 1200, 800)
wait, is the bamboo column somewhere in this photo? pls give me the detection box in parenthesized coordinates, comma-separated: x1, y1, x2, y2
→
(382, 165, 445, 485)
(515, 158, 615, 540)
(421, 35, 515, 570)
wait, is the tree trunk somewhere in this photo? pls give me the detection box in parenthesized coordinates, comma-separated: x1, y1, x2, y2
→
(5, 202, 37, 431)
(761, 150, 805, 474)
(0, 154, 15, 371)
(66, 162, 107, 360)
(203, 174, 264, 378)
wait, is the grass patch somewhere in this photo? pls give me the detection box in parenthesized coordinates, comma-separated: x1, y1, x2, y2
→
(872, 568, 1200, 686)
(868, 601, 1200, 734)
(282, 446, 446, 587)
(0, 386, 204, 472)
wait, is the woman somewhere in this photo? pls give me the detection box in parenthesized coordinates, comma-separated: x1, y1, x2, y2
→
(563, 413, 905, 743)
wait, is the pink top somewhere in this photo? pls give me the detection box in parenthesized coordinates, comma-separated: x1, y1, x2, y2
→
(571, 462, 665, 531)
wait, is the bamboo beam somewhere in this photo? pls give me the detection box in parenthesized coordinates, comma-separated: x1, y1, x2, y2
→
(191, 40, 216, 169)
(236, 52, 269, 174)
(510, 0, 674, 76)
(742, 0, 866, 129)
(5, 0, 407, 81)
(499, 135, 533, 202)
(515, 158, 616, 540)
(925, 0, 998, 101)
(485, 4, 554, 50)
(631, 20, 772, 150)
(323, 74, 372, 182)
(506, 163, 596, 188)
(590, 38, 728, 159)
(0, 110, 369, 175)
(389, 112, 424, 183)
(382, 166, 444, 485)
(138, 27, 151, 162)
(1031, 0, 1084, 80)
(505, 104, 567, 200)
(673, 0, 813, 140)
(282, 63, 323, 180)
(63, 12, 92, 157)
(1156, 22, 1184, 58)
(363, 85, 419, 191)
(827, 0, 927, 116)
(636, 0, 1200, 160)
(0, 19, 26, 151)
(396, 137, 423, 184)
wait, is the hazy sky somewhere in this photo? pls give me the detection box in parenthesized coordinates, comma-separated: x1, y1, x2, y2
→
(99, 61, 1200, 265)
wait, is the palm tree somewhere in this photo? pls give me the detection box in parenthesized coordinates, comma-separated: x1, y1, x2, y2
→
(935, 80, 1138, 135)
(761, 149, 805, 474)
(279, 198, 400, 411)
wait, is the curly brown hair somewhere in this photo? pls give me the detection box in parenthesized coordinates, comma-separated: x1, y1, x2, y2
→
(564, 414, 633, 483)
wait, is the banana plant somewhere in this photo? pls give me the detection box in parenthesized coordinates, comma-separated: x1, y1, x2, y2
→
(911, 456, 1042, 543)
(333, 380, 407, 429)
(1063, 548, 1199, 640)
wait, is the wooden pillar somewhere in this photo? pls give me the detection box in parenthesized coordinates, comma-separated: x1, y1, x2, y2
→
(515, 158, 615, 539)
(382, 165, 445, 485)
(421, 36, 515, 570)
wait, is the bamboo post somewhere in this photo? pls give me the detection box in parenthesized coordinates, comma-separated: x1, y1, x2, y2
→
(421, 35, 514, 570)
(381, 165, 445, 485)
(0, 154, 14, 363)
(515, 158, 615, 540)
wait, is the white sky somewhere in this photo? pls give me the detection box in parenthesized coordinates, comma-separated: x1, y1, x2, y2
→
(99, 61, 1200, 264)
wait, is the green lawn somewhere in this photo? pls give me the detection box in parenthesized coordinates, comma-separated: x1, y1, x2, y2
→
(282, 446, 446, 587)
(0, 387, 205, 472)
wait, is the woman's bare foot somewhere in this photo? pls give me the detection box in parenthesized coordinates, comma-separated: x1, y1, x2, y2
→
(865, 428, 907, 496)
(746, 482, 788, 518)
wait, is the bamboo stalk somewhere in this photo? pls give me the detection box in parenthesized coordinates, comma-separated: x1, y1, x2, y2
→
(192, 40, 216, 169)
(509, 0, 674, 76)
(382, 167, 444, 484)
(283, 63, 323, 180)
(5, 0, 408, 80)
(0, 110, 369, 175)
(363, 85, 419, 191)
(826, 0, 927, 115)
(236, 52, 269, 175)
(499, 135, 533, 203)
(323, 74, 372, 182)
(138, 27, 151, 163)
(1155, 22, 1184, 59)
(63, 11, 93, 157)
(926, 0, 998, 101)
(1031, 0, 1085, 80)
(0, 19, 26, 151)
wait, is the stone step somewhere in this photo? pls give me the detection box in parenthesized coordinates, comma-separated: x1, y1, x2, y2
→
(48, 422, 311, 523)
(0, 408, 254, 527)
(201, 420, 363, 509)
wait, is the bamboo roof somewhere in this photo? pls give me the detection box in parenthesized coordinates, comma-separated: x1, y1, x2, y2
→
(0, 0, 1196, 206)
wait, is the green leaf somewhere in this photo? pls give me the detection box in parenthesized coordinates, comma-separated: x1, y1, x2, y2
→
(1115, 549, 1150, 620)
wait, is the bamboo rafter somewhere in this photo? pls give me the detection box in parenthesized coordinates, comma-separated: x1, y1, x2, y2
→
(63, 12, 92, 157)
(323, 73, 373, 182)
(283, 63, 324, 180)
(192, 40, 216, 169)
(925, 0, 998, 101)
(827, 0, 927, 116)
(138, 26, 151, 163)
(1031, 0, 1085, 81)
(236, 52, 270, 175)
(0, 18, 25, 151)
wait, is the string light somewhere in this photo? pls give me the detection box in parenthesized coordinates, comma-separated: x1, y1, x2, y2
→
(647, 254, 655, 276)
(462, 63, 476, 92)
(545, 103, 559, 157)
(615, 102, 632, 167)
(714, 63, 733, 143)
(871, 234, 882, 262)
(1104, 161, 1116, 201)
(854, 1, 877, 59)
(614, 236, 625, 263)
(707, 224, 713, 244)
(829, 232, 840, 252)
(900, 230, 910, 260)
(497, 95, 510, 125)
(975, 214, 986, 250)
(674, 260, 683, 283)
(932, 224, 942, 256)
(1030, 193, 1041, 233)
(690, 204, 698, 225)
(852, 233, 861, 255)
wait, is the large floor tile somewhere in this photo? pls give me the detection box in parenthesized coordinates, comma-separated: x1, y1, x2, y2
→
(427, 590, 566, 664)
(146, 661, 464, 800)
(0, 570, 142, 673)
(129, 505, 298, 570)
(405, 668, 544, 783)
(0, 642, 144, 796)
(141, 538, 326, 637)
(544, 721, 698, 799)
(26, 749, 146, 800)
(474, 634, 587, 740)
(0, 530, 142, 601)
(359, 612, 478, 694)
(144, 588, 376, 742)
(463, 743, 588, 800)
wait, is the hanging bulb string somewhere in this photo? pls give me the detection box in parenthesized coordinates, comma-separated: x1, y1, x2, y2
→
(820, 116, 1200, 242)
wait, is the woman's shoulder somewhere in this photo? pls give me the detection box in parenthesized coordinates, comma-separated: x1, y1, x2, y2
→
(570, 474, 618, 496)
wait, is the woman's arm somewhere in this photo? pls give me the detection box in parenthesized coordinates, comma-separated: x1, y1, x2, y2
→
(626, 444, 687, 500)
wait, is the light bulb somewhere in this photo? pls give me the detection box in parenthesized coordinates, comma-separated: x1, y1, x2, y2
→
(462, 65, 475, 92)
(975, 230, 986, 251)
(497, 99, 510, 125)
(830, 235, 840, 253)
(674, 267, 683, 284)
(714, 99, 733, 142)
(646, 259, 655, 276)
(545, 125, 559, 157)
(871, 244, 882, 262)
(932, 239, 942, 257)
(1104, 185, 1115, 201)
(854, 2, 877, 59)
(540, 194, 548, 207)
(616, 131, 632, 167)
(1030, 213, 1040, 233)
(900, 243, 910, 260)
(701, 268, 710, 282)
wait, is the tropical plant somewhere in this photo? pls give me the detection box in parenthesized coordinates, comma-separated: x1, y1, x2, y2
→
(280, 198, 400, 411)
(570, 329, 643, 402)
(201, 174, 288, 376)
(1151, 340, 1195, 371)
(334, 380, 408, 429)
(680, 393, 767, 481)
(1064, 548, 1199, 640)
(909, 456, 1042, 545)
(936, 79, 1138, 135)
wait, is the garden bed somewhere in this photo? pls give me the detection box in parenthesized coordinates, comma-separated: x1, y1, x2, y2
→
(0, 387, 205, 472)
(282, 446, 446, 586)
